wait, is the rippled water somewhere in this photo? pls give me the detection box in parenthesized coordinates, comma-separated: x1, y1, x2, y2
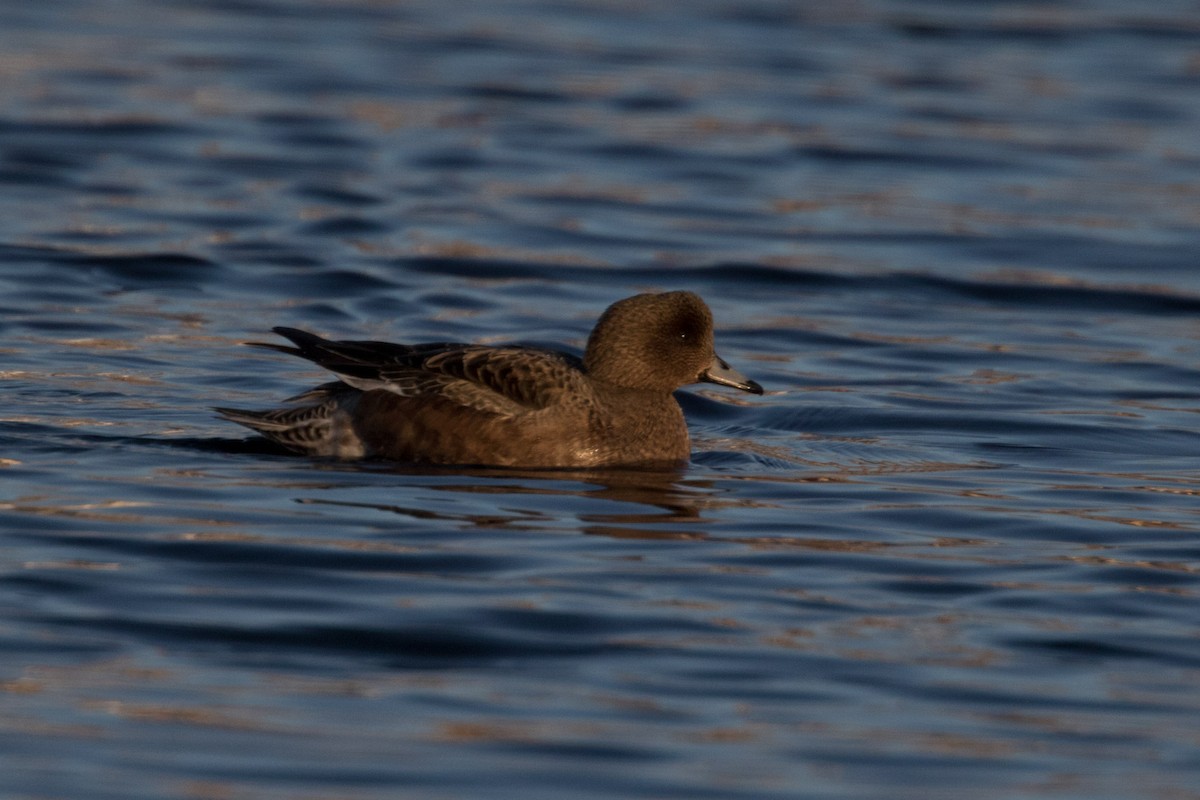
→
(3, 1, 1200, 798)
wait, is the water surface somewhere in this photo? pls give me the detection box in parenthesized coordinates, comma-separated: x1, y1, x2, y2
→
(2, 2, 1200, 798)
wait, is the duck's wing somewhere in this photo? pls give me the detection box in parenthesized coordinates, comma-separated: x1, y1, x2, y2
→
(254, 327, 588, 415)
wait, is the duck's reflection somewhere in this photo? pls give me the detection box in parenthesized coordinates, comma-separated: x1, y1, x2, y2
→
(294, 463, 818, 545)
(292, 461, 995, 555)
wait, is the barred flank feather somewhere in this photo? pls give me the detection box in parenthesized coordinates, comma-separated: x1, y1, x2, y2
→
(215, 392, 365, 458)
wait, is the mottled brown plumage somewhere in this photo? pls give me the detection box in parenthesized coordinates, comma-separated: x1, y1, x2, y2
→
(216, 291, 762, 467)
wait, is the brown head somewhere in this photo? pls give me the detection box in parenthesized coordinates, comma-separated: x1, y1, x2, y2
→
(583, 291, 763, 395)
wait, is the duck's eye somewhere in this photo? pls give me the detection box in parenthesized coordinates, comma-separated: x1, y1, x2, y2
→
(664, 311, 704, 345)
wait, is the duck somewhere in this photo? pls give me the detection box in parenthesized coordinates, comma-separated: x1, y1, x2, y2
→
(216, 290, 762, 467)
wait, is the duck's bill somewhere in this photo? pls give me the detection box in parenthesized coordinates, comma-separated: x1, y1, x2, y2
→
(700, 354, 764, 395)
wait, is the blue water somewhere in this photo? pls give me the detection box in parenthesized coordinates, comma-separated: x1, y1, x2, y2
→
(3, 1, 1200, 798)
